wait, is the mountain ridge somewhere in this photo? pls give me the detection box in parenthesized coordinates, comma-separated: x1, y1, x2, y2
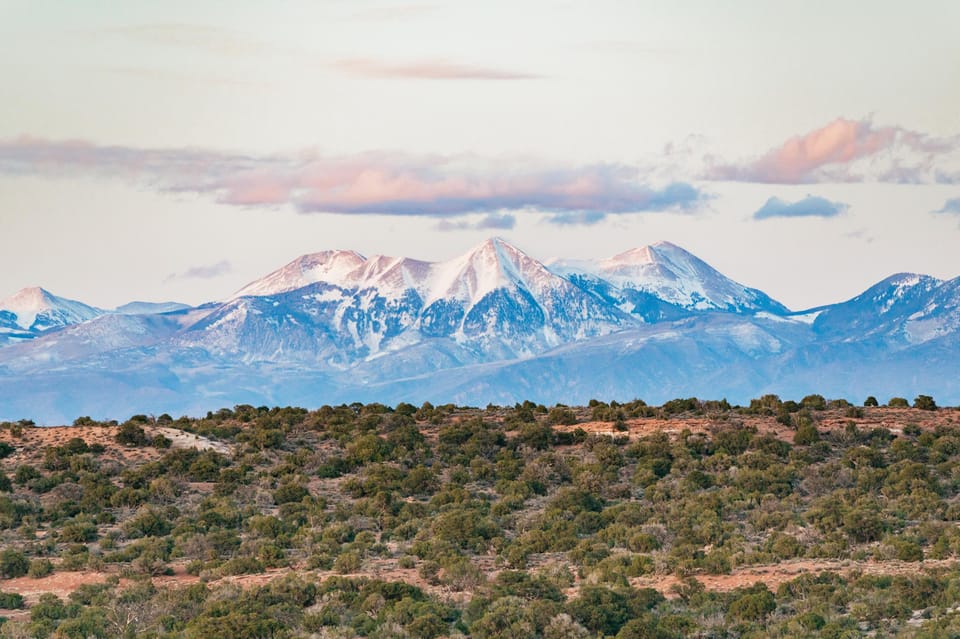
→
(2, 238, 959, 423)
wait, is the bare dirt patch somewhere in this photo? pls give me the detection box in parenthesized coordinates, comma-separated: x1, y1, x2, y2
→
(0, 424, 232, 472)
(631, 558, 960, 597)
(154, 427, 231, 454)
(0, 425, 163, 468)
(556, 407, 960, 444)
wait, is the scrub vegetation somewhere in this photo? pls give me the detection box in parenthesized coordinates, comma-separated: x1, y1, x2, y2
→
(1, 395, 959, 638)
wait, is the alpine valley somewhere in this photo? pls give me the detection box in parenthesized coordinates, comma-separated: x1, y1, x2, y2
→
(1, 238, 958, 423)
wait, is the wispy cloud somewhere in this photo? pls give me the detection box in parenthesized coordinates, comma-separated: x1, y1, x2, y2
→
(95, 23, 278, 56)
(932, 197, 960, 215)
(753, 195, 848, 220)
(350, 4, 437, 20)
(545, 211, 608, 226)
(544, 183, 702, 226)
(96, 65, 265, 88)
(436, 213, 517, 231)
(165, 260, 233, 282)
(331, 58, 542, 80)
(844, 228, 875, 243)
(0, 137, 705, 221)
(707, 117, 960, 184)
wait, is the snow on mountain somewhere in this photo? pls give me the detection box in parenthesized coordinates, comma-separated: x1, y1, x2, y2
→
(193, 238, 629, 363)
(812, 273, 960, 346)
(0, 287, 104, 333)
(411, 238, 628, 348)
(2, 239, 960, 423)
(426, 238, 544, 305)
(0, 312, 188, 372)
(551, 241, 789, 320)
(232, 250, 367, 298)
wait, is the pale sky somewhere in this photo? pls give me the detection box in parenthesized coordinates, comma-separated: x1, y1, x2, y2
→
(1, 1, 959, 310)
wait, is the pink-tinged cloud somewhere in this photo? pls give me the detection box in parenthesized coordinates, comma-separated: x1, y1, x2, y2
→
(0, 138, 702, 220)
(708, 118, 960, 183)
(332, 58, 542, 80)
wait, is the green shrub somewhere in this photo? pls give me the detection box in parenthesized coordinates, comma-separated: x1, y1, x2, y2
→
(546, 407, 577, 426)
(0, 591, 25, 609)
(727, 584, 776, 622)
(28, 558, 54, 578)
(218, 556, 265, 576)
(273, 483, 309, 505)
(0, 549, 28, 579)
(801, 394, 827, 410)
(116, 422, 149, 446)
(794, 423, 820, 445)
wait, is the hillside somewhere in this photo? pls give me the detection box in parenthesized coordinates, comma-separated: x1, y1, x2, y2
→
(2, 397, 960, 637)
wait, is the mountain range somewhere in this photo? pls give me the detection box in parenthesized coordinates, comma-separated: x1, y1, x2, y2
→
(1, 238, 958, 423)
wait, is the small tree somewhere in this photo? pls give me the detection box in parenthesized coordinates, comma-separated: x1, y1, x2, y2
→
(914, 395, 937, 411)
(864, 396, 879, 407)
(800, 394, 827, 410)
(116, 422, 149, 446)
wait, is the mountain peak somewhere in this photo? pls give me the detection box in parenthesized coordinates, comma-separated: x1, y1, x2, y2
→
(550, 241, 788, 315)
(233, 249, 368, 298)
(601, 241, 704, 273)
(648, 240, 694, 256)
(2, 286, 53, 307)
(605, 246, 656, 266)
(466, 236, 521, 257)
(603, 241, 696, 268)
(876, 272, 939, 288)
(0, 287, 102, 331)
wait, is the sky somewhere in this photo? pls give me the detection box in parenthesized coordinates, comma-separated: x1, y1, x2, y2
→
(1, 0, 959, 311)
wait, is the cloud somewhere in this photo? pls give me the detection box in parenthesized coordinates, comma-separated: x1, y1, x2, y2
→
(843, 229, 875, 243)
(164, 260, 233, 282)
(546, 211, 609, 226)
(96, 23, 278, 56)
(351, 4, 437, 20)
(753, 195, 848, 220)
(97, 66, 264, 88)
(707, 117, 960, 184)
(436, 213, 516, 231)
(475, 213, 516, 230)
(331, 58, 542, 80)
(932, 197, 960, 215)
(287, 161, 702, 216)
(0, 137, 705, 220)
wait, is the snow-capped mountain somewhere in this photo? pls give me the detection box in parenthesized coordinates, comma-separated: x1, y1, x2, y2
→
(1, 238, 959, 423)
(813, 273, 960, 346)
(196, 238, 629, 362)
(0, 287, 104, 342)
(550, 241, 788, 321)
(233, 250, 368, 298)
